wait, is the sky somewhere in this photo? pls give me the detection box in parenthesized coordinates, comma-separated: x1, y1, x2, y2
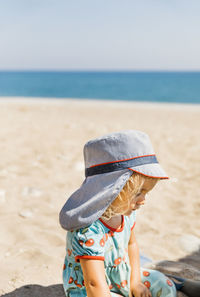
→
(0, 0, 200, 71)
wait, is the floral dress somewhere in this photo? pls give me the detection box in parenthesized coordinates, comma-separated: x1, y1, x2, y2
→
(62, 212, 177, 297)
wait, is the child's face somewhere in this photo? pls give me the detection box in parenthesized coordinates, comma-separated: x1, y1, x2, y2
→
(123, 178, 157, 216)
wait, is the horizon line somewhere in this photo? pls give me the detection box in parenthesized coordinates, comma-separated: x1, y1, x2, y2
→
(0, 69, 200, 73)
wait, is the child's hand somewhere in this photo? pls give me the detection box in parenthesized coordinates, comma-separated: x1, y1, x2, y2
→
(131, 282, 152, 297)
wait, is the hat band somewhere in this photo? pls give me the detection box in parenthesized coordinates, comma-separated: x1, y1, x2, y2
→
(85, 155, 158, 177)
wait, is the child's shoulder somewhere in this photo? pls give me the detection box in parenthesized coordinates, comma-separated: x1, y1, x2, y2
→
(80, 219, 105, 234)
(67, 219, 106, 251)
(68, 219, 105, 238)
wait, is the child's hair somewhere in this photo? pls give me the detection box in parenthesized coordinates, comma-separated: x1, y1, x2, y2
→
(101, 172, 159, 220)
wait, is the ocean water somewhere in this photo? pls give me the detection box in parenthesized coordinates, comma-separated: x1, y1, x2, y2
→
(0, 71, 200, 104)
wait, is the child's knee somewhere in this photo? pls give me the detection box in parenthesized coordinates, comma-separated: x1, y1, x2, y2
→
(141, 268, 177, 297)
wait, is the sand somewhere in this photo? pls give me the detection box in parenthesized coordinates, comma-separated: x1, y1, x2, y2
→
(0, 97, 199, 296)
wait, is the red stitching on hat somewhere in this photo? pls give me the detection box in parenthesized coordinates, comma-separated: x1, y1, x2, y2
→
(89, 154, 156, 168)
(128, 168, 169, 179)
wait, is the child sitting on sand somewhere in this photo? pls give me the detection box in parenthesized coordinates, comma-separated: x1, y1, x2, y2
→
(59, 130, 177, 297)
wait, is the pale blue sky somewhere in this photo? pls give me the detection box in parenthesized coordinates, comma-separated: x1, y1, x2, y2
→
(0, 0, 200, 70)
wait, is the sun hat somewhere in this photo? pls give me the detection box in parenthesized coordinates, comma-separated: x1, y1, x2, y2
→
(59, 130, 168, 231)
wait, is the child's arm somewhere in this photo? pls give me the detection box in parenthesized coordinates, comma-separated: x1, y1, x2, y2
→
(80, 258, 112, 297)
(128, 229, 152, 297)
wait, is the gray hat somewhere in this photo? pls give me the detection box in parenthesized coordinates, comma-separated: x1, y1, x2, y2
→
(59, 130, 168, 231)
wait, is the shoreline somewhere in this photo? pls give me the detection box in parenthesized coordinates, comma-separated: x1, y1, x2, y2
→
(0, 96, 200, 111)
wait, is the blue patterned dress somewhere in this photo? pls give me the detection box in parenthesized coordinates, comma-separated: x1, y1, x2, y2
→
(62, 212, 176, 297)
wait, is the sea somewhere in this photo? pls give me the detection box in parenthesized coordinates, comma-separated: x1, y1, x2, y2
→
(0, 71, 200, 104)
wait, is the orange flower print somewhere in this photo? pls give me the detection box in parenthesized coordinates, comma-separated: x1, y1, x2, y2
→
(121, 280, 128, 288)
(67, 249, 72, 256)
(144, 280, 151, 289)
(100, 237, 105, 247)
(79, 228, 95, 247)
(85, 239, 94, 246)
(166, 279, 173, 287)
(143, 271, 150, 277)
(78, 240, 84, 246)
(74, 280, 82, 288)
(114, 257, 122, 266)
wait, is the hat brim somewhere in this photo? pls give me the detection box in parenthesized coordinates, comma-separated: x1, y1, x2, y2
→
(59, 163, 168, 231)
(129, 163, 168, 179)
(59, 169, 132, 231)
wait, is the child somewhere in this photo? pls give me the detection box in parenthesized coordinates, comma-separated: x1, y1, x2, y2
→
(59, 130, 177, 297)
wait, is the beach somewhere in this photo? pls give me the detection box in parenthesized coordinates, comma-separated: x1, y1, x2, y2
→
(0, 97, 200, 296)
